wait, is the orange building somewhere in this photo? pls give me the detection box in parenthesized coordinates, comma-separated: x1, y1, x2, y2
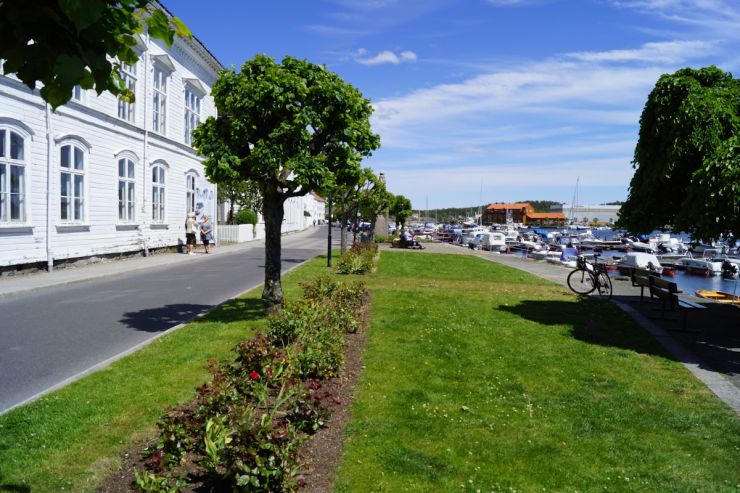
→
(483, 203, 565, 226)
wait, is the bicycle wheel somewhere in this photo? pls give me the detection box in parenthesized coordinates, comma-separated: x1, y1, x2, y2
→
(594, 271, 613, 301)
(567, 269, 596, 295)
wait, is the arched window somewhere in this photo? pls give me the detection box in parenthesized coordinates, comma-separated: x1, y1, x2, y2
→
(186, 173, 196, 214)
(117, 62, 137, 122)
(59, 141, 87, 222)
(0, 127, 27, 223)
(152, 163, 166, 222)
(117, 153, 137, 222)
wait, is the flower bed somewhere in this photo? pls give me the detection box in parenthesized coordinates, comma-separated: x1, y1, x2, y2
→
(132, 275, 370, 492)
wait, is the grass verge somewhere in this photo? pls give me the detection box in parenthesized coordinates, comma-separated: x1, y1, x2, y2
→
(0, 254, 333, 492)
(334, 251, 740, 492)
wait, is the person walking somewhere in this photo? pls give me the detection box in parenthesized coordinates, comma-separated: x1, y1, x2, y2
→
(185, 212, 198, 255)
(200, 214, 213, 254)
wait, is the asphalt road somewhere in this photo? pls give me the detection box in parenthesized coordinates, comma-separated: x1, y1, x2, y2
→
(0, 226, 338, 413)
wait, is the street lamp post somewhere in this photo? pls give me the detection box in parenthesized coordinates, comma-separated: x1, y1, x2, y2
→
(327, 194, 333, 267)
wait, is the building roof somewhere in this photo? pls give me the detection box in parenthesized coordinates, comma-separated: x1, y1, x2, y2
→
(158, 2, 224, 73)
(311, 192, 326, 202)
(486, 202, 532, 211)
(526, 212, 566, 219)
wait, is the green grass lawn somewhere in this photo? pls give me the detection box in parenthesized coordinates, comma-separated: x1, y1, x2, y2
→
(334, 251, 740, 493)
(0, 255, 333, 492)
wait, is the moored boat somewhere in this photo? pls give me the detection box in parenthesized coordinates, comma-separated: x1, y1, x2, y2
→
(678, 249, 723, 276)
(615, 252, 662, 275)
(695, 290, 740, 304)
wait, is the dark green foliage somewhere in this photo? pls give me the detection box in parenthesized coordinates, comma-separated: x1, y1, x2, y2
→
(619, 66, 740, 238)
(389, 195, 413, 230)
(521, 200, 561, 213)
(0, 0, 190, 109)
(234, 209, 258, 225)
(192, 54, 380, 308)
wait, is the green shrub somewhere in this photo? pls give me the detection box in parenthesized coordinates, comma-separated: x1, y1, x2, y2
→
(138, 335, 325, 492)
(374, 234, 397, 243)
(267, 300, 346, 378)
(336, 242, 377, 274)
(234, 209, 258, 225)
(134, 273, 369, 492)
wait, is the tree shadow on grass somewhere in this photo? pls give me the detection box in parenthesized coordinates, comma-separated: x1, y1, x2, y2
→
(0, 473, 30, 493)
(498, 297, 740, 377)
(119, 303, 214, 332)
(201, 297, 265, 324)
(498, 298, 675, 357)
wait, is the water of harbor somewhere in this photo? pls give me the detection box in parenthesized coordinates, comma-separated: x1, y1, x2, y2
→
(517, 227, 738, 297)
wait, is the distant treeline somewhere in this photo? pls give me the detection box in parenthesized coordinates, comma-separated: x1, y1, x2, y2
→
(417, 200, 562, 223)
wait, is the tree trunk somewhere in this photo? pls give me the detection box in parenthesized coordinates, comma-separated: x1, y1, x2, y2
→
(340, 216, 349, 253)
(262, 187, 285, 312)
(228, 200, 235, 224)
(369, 217, 377, 241)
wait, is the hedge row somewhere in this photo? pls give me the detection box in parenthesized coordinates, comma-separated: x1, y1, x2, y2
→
(134, 275, 370, 492)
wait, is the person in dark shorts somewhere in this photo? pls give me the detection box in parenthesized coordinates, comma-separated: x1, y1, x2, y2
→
(185, 212, 197, 255)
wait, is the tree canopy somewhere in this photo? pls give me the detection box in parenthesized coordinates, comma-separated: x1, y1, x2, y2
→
(0, 0, 190, 109)
(389, 195, 413, 230)
(193, 55, 380, 308)
(618, 66, 740, 239)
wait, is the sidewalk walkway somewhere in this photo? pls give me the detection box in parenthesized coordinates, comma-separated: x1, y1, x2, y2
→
(382, 242, 740, 414)
(0, 240, 265, 298)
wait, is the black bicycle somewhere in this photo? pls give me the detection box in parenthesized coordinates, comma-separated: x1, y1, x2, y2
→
(567, 254, 613, 301)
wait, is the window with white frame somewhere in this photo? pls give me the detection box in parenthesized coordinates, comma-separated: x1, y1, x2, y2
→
(152, 66, 167, 134)
(118, 156, 136, 222)
(184, 87, 201, 145)
(117, 62, 137, 122)
(72, 85, 83, 102)
(186, 173, 195, 213)
(152, 164, 166, 222)
(60, 143, 85, 222)
(0, 128, 27, 223)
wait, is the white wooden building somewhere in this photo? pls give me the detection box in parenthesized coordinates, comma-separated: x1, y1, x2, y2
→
(0, 19, 221, 272)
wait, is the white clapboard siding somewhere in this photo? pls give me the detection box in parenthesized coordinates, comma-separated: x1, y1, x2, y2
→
(0, 26, 221, 269)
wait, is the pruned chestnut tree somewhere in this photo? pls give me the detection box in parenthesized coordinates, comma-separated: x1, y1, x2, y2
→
(193, 55, 380, 310)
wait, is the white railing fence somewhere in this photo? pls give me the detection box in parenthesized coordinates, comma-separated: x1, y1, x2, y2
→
(218, 224, 264, 244)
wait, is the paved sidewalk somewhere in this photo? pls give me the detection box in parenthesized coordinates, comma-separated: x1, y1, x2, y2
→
(0, 237, 264, 299)
(383, 242, 740, 414)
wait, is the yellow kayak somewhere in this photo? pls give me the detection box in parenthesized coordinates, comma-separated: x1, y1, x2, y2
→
(695, 290, 740, 304)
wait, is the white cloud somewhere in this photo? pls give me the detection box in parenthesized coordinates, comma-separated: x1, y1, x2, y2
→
(364, 36, 727, 206)
(566, 40, 715, 63)
(356, 49, 418, 65)
(610, 0, 740, 38)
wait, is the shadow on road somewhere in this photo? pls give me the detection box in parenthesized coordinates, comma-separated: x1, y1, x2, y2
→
(120, 303, 213, 332)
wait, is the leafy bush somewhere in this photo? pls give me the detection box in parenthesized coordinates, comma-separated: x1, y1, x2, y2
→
(336, 243, 377, 275)
(138, 336, 326, 492)
(134, 273, 369, 492)
(374, 234, 397, 243)
(234, 209, 258, 225)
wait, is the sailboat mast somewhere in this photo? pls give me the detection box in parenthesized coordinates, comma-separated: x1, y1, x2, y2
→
(570, 177, 579, 224)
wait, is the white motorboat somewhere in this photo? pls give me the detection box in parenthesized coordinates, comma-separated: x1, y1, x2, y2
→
(476, 232, 507, 252)
(616, 252, 662, 274)
(530, 247, 562, 261)
(678, 249, 724, 276)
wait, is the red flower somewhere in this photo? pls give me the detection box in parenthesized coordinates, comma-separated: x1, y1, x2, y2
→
(249, 370, 260, 380)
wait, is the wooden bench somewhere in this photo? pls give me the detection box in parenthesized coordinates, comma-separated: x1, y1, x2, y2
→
(630, 268, 656, 301)
(649, 277, 706, 331)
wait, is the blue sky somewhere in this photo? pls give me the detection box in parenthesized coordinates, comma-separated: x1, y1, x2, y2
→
(171, 0, 740, 210)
